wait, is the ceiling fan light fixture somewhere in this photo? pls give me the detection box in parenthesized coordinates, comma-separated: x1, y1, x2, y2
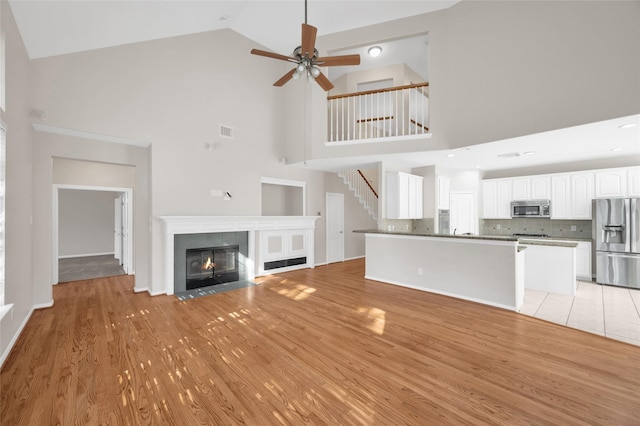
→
(310, 66, 321, 78)
(368, 46, 382, 57)
(297, 63, 306, 73)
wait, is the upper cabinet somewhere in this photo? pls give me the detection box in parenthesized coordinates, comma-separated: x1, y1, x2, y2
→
(511, 177, 530, 200)
(386, 172, 423, 219)
(550, 172, 593, 219)
(595, 167, 640, 198)
(436, 176, 451, 210)
(482, 166, 633, 220)
(595, 169, 627, 198)
(482, 179, 512, 219)
(570, 172, 594, 219)
(511, 175, 551, 200)
(550, 175, 571, 219)
(531, 176, 551, 200)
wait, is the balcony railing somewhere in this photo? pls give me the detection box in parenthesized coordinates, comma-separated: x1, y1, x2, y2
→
(327, 83, 429, 143)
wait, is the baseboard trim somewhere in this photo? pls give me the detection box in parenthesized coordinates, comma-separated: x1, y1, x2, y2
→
(59, 252, 115, 259)
(1, 300, 55, 368)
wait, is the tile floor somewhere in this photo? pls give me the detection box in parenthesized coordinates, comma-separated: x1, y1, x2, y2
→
(520, 281, 640, 346)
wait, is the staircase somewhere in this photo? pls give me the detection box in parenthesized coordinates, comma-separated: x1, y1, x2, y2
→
(338, 169, 379, 221)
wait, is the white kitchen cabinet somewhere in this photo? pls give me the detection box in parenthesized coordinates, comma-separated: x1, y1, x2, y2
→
(551, 175, 571, 219)
(531, 176, 551, 199)
(576, 241, 592, 280)
(436, 175, 450, 210)
(570, 172, 594, 219)
(482, 179, 512, 219)
(595, 169, 627, 198)
(482, 180, 497, 218)
(551, 173, 593, 219)
(511, 176, 550, 201)
(511, 178, 530, 200)
(628, 167, 640, 197)
(386, 172, 423, 219)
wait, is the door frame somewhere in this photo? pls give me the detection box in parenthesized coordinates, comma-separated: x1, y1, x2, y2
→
(52, 184, 133, 284)
(326, 192, 345, 264)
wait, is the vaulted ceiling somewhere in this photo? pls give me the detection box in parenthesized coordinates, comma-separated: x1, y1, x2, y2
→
(8, 0, 458, 59)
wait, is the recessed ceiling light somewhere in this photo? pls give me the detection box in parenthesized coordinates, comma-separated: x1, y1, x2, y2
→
(446, 153, 455, 158)
(367, 46, 382, 57)
(219, 15, 230, 21)
(475, 165, 482, 169)
(610, 147, 623, 152)
(618, 123, 637, 129)
(523, 151, 536, 155)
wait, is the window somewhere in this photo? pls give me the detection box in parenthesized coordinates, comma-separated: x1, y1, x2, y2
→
(0, 31, 5, 112)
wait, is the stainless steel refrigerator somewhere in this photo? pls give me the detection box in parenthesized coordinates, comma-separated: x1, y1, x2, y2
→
(595, 198, 640, 288)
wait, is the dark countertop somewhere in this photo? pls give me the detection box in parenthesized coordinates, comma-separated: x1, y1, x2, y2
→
(354, 229, 518, 242)
(518, 239, 578, 248)
(354, 229, 585, 248)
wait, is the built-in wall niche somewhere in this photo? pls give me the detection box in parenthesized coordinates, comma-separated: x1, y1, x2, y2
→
(261, 177, 306, 216)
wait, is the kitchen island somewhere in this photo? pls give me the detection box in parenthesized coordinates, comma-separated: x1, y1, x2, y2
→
(518, 238, 579, 296)
(355, 230, 525, 311)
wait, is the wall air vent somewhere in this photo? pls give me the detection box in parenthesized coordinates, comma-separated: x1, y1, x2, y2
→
(219, 124, 234, 139)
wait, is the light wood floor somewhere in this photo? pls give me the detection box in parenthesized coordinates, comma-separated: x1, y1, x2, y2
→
(2, 259, 639, 425)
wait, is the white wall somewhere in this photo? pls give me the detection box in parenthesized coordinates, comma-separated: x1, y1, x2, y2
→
(32, 131, 151, 300)
(261, 184, 303, 216)
(53, 157, 136, 187)
(0, 2, 35, 364)
(58, 189, 117, 257)
(303, 0, 640, 162)
(324, 173, 378, 260)
(28, 28, 334, 295)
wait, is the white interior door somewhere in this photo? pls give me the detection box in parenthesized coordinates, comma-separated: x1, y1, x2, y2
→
(326, 193, 344, 264)
(114, 195, 123, 263)
(121, 190, 133, 275)
(450, 192, 477, 235)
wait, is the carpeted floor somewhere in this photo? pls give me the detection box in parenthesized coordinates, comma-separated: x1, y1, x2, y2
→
(58, 254, 126, 282)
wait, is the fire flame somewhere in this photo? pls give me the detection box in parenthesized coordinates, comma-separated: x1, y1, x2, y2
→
(203, 257, 215, 270)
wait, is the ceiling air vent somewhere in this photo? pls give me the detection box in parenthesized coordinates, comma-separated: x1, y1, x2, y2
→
(497, 152, 520, 159)
(219, 124, 234, 139)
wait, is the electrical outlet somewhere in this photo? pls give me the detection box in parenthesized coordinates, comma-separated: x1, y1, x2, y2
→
(496, 224, 501, 230)
(418, 267, 423, 276)
(571, 225, 577, 231)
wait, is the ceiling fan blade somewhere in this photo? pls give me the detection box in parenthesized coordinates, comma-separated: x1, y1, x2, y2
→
(314, 71, 334, 91)
(251, 48, 293, 62)
(316, 54, 361, 67)
(274, 69, 296, 87)
(301, 23, 317, 57)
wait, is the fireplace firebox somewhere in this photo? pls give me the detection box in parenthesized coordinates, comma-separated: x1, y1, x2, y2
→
(185, 245, 239, 290)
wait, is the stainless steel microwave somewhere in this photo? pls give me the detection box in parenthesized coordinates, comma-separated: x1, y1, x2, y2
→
(511, 200, 551, 218)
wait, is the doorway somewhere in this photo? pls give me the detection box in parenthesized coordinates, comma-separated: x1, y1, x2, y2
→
(326, 192, 344, 264)
(450, 192, 478, 235)
(52, 185, 133, 284)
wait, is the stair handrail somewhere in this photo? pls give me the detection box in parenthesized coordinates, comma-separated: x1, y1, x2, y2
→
(358, 169, 378, 199)
(327, 82, 429, 101)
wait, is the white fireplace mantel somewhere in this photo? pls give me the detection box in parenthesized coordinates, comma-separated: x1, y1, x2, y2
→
(159, 216, 319, 295)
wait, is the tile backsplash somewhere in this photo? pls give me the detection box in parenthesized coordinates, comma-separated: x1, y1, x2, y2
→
(481, 218, 592, 239)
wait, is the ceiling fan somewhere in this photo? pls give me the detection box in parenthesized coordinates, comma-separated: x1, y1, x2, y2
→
(250, 0, 360, 91)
